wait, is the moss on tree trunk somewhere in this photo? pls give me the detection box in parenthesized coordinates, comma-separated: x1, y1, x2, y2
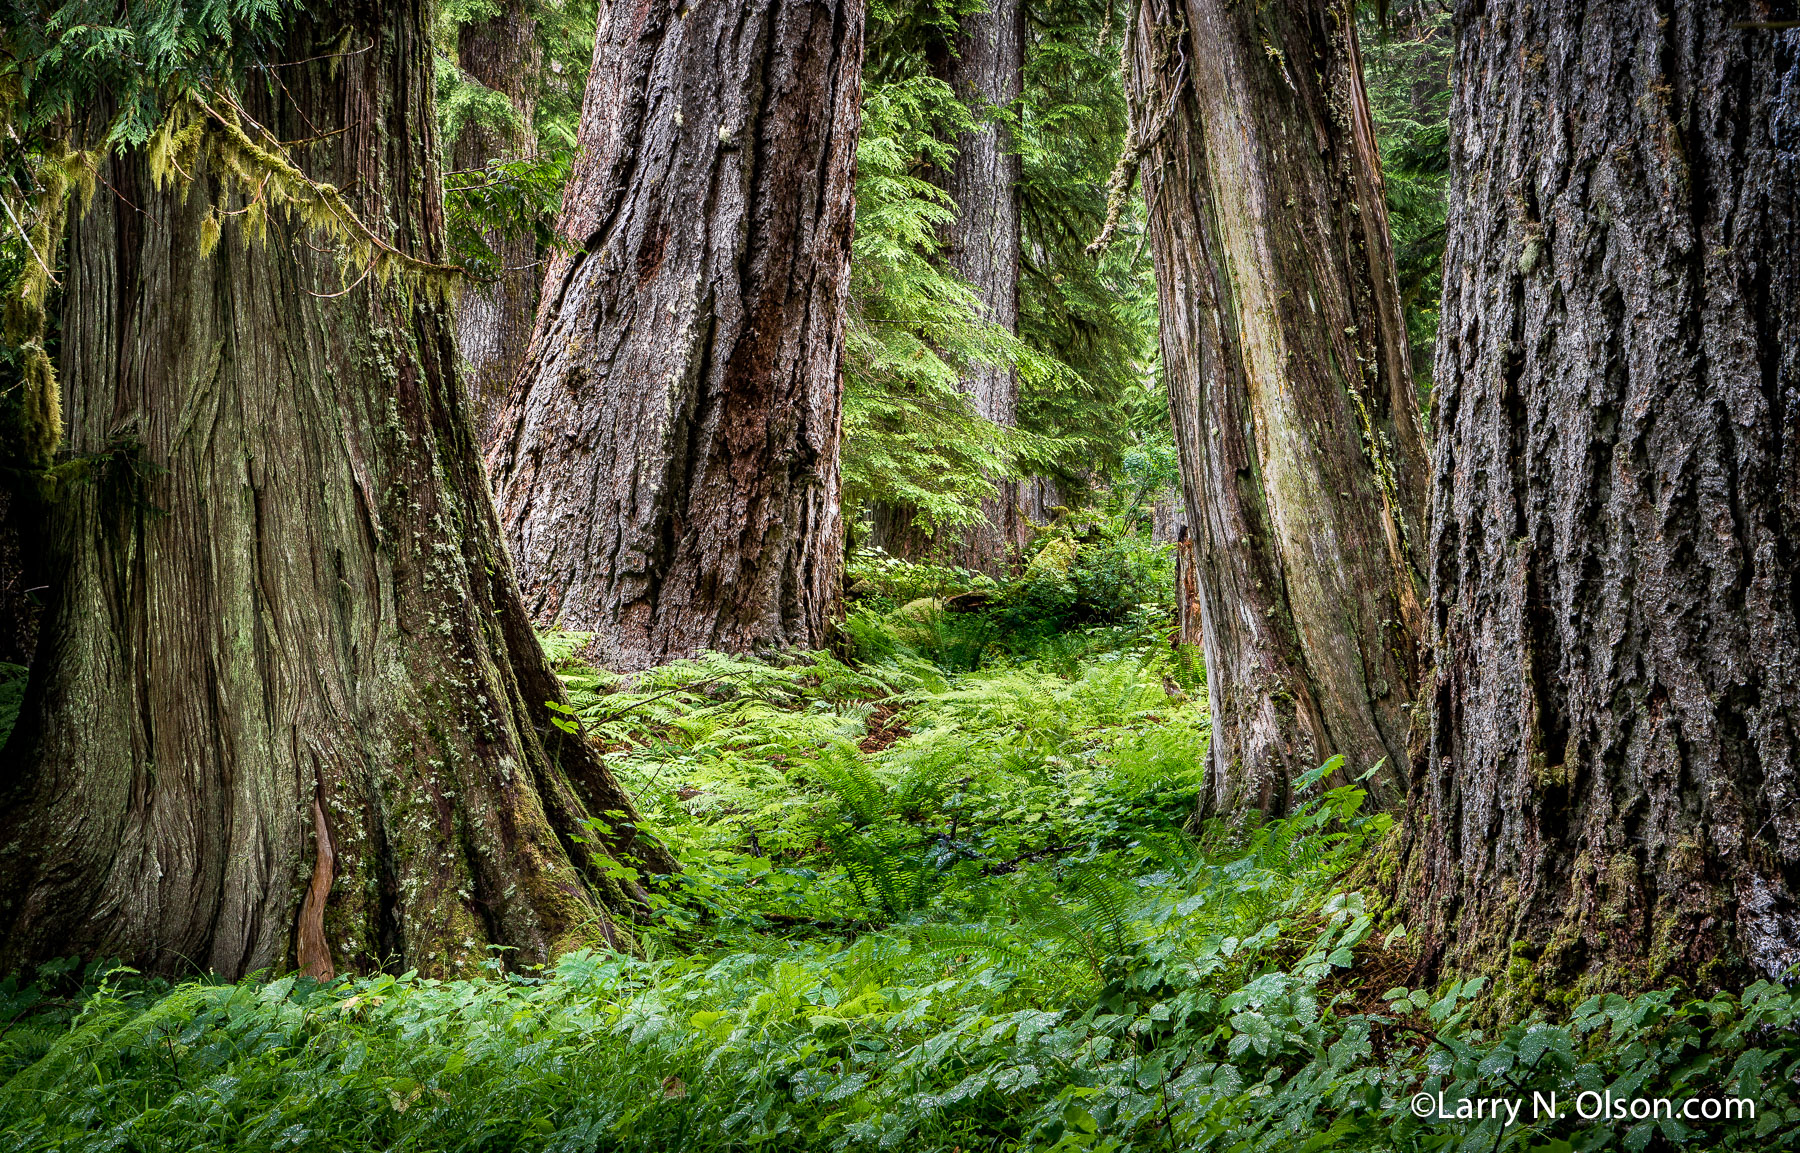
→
(1129, 0, 1430, 815)
(1402, 0, 1800, 997)
(0, 0, 672, 981)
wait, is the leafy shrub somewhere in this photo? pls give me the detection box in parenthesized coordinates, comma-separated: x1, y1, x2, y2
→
(6, 619, 1795, 1153)
(991, 510, 1172, 643)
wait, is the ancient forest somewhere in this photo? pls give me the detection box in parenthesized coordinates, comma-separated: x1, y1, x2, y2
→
(0, 1, 1796, 1150)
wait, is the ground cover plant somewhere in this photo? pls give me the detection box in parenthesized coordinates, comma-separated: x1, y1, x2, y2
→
(4, 538, 1798, 1152)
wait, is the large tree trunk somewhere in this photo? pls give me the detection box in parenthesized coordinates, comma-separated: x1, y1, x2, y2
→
(1129, 0, 1430, 814)
(0, 0, 673, 982)
(486, 0, 864, 672)
(869, 0, 1027, 573)
(1405, 2, 1800, 991)
(453, 0, 542, 440)
(0, 486, 41, 668)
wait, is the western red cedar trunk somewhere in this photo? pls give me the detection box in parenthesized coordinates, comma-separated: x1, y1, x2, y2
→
(0, 0, 673, 982)
(869, 0, 1027, 573)
(1128, 0, 1430, 815)
(486, 0, 865, 672)
(1404, 2, 1800, 990)
(453, 0, 543, 439)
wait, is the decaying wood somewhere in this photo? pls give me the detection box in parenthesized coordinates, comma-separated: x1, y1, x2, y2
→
(296, 799, 336, 981)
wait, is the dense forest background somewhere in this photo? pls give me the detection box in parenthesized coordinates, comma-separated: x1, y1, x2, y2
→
(0, 1, 1797, 1151)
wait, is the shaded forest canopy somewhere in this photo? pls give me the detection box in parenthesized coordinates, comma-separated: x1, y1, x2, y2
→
(1, 1, 1797, 1151)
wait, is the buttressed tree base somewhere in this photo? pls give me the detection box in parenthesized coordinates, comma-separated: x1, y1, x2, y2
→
(0, 0, 671, 982)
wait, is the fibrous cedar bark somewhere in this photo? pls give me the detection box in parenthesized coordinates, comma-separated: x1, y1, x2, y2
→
(870, 0, 1027, 573)
(1127, 0, 1430, 815)
(0, 0, 673, 981)
(1405, 2, 1800, 989)
(486, 0, 864, 672)
(452, 0, 543, 439)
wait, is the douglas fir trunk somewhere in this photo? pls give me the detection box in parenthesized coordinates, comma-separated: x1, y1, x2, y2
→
(1406, 2, 1800, 990)
(871, 0, 1027, 572)
(453, 0, 542, 439)
(0, 0, 673, 982)
(1129, 0, 1430, 814)
(486, 0, 864, 672)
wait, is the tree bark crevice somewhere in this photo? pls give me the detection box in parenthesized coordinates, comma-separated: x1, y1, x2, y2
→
(0, 0, 668, 981)
(1405, 0, 1800, 992)
(1130, 0, 1430, 816)
(488, 0, 864, 672)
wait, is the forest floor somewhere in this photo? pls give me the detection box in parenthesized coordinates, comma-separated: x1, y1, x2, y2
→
(1, 544, 1797, 1151)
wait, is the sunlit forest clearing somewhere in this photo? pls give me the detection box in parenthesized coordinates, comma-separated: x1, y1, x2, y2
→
(0, 1, 1797, 1151)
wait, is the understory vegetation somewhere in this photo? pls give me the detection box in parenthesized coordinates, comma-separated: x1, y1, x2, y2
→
(1, 6, 1793, 1151)
(4, 526, 1797, 1152)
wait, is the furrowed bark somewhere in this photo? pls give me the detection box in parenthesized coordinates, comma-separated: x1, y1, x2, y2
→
(1405, 2, 1800, 992)
(0, 0, 673, 982)
(487, 0, 865, 672)
(1129, 0, 1430, 814)
(453, 0, 543, 440)
(870, 0, 1028, 573)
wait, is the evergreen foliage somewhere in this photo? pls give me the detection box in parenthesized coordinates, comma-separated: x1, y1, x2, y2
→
(843, 0, 1164, 535)
(839, 74, 1023, 533)
(434, 0, 598, 280)
(1357, 1, 1452, 398)
(1014, 0, 1162, 490)
(0, 0, 459, 475)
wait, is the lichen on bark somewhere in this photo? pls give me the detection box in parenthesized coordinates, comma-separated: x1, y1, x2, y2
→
(0, 0, 671, 981)
(1402, 0, 1800, 995)
(1128, 0, 1430, 817)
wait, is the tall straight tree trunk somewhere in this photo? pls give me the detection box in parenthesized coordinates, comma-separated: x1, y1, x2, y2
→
(453, 0, 542, 440)
(869, 0, 1026, 573)
(486, 0, 864, 672)
(0, 0, 673, 982)
(1129, 0, 1430, 814)
(1405, 3, 1800, 990)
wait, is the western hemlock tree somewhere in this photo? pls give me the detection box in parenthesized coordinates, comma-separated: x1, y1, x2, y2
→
(1127, 0, 1430, 813)
(1406, 1, 1800, 989)
(871, 0, 1027, 571)
(448, 0, 543, 436)
(0, 0, 673, 981)
(486, 0, 865, 672)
